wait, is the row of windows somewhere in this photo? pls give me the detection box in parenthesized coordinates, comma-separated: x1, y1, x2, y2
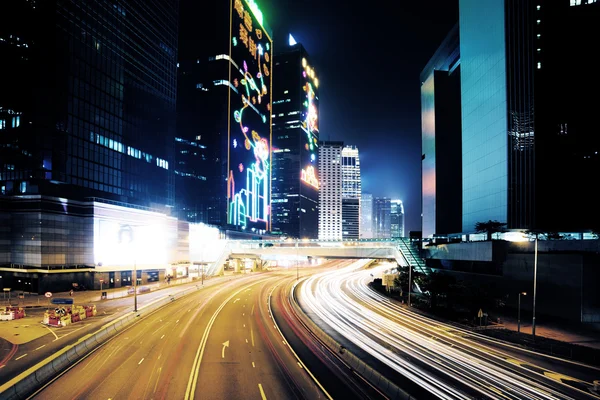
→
(91, 132, 168, 170)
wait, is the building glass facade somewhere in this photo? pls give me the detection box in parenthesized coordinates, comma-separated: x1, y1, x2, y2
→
(0, 0, 178, 208)
(459, 0, 508, 232)
(390, 199, 404, 238)
(373, 197, 391, 238)
(318, 141, 342, 240)
(271, 41, 319, 239)
(360, 192, 374, 238)
(341, 146, 360, 240)
(420, 24, 462, 239)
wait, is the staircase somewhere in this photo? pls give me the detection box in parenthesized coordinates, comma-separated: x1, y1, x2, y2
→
(396, 238, 430, 275)
(205, 242, 231, 276)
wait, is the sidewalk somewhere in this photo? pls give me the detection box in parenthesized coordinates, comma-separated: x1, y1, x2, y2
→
(1, 274, 224, 308)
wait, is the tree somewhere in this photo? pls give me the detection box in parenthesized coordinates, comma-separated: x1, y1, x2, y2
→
(474, 220, 507, 241)
(419, 272, 456, 309)
(393, 265, 423, 297)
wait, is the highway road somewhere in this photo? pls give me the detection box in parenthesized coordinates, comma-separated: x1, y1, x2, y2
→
(0, 275, 242, 385)
(298, 260, 600, 400)
(30, 261, 381, 400)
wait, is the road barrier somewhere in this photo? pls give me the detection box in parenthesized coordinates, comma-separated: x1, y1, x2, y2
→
(288, 267, 415, 400)
(0, 284, 205, 400)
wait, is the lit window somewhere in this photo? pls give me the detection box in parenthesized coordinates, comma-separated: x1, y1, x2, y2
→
(537, 62, 541, 69)
(20, 181, 27, 193)
(537, 34, 541, 38)
(537, 5, 541, 10)
(536, 20, 541, 24)
(0, 119, 4, 129)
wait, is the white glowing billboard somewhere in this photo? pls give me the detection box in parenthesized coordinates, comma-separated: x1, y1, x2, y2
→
(93, 202, 176, 269)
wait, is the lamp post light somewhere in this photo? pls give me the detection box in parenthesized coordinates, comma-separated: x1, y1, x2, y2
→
(133, 259, 138, 312)
(408, 263, 412, 307)
(532, 236, 538, 339)
(518, 291, 527, 333)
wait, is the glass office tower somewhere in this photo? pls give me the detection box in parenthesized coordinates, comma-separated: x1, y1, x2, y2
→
(271, 39, 320, 239)
(459, 0, 599, 232)
(0, 0, 178, 208)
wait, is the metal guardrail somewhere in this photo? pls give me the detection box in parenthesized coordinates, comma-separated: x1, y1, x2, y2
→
(0, 283, 204, 400)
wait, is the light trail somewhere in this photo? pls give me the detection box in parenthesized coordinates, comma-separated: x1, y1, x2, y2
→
(298, 260, 600, 400)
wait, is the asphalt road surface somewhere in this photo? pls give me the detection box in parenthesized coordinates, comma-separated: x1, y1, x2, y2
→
(32, 262, 379, 400)
(0, 275, 240, 385)
(298, 260, 600, 400)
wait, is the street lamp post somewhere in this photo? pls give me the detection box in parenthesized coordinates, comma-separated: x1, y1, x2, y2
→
(133, 259, 138, 312)
(518, 292, 527, 333)
(408, 263, 412, 307)
(296, 241, 299, 281)
(532, 236, 538, 339)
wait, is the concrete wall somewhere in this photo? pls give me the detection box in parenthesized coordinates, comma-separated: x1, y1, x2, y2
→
(423, 240, 600, 322)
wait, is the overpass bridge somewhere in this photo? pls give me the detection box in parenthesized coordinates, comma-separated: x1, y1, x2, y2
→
(204, 238, 428, 277)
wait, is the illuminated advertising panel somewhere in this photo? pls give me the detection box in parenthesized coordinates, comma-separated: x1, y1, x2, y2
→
(227, 0, 273, 232)
(93, 203, 177, 269)
(300, 57, 319, 190)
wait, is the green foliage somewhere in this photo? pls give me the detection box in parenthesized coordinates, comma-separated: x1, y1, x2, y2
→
(474, 220, 507, 241)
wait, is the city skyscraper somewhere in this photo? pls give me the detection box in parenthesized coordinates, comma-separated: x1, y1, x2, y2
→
(420, 24, 462, 239)
(1, 0, 178, 208)
(373, 197, 391, 238)
(271, 36, 320, 239)
(459, 0, 600, 233)
(360, 192, 374, 239)
(390, 199, 405, 238)
(177, 0, 273, 232)
(341, 146, 361, 240)
(318, 141, 343, 240)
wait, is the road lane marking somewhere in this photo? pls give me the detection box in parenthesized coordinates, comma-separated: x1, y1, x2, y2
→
(176, 319, 180, 324)
(251, 305, 255, 315)
(138, 358, 145, 365)
(243, 324, 246, 328)
(15, 354, 27, 361)
(222, 341, 230, 358)
(297, 362, 303, 369)
(185, 280, 264, 400)
(161, 334, 165, 339)
(233, 298, 240, 304)
(188, 309, 191, 313)
(251, 328, 254, 347)
(243, 313, 245, 316)
(258, 383, 267, 400)
(252, 362, 255, 368)
(35, 345, 46, 351)
(153, 367, 163, 393)
(158, 354, 162, 360)
(269, 281, 333, 400)
(43, 325, 59, 340)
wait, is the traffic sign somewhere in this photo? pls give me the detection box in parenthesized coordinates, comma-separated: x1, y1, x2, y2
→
(45, 292, 52, 298)
(477, 308, 483, 318)
(51, 298, 74, 305)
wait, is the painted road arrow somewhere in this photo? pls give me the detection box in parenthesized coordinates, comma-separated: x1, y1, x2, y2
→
(222, 340, 230, 358)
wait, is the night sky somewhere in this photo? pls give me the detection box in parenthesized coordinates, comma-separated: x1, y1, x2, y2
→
(261, 0, 458, 234)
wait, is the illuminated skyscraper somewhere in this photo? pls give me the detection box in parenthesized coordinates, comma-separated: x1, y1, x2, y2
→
(458, 0, 600, 232)
(0, 0, 178, 207)
(373, 197, 391, 239)
(318, 141, 343, 240)
(177, 0, 273, 232)
(341, 146, 361, 240)
(390, 199, 405, 238)
(271, 37, 319, 239)
(420, 24, 462, 239)
(360, 192, 374, 239)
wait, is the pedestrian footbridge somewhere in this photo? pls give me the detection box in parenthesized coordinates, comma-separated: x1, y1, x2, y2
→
(204, 238, 429, 277)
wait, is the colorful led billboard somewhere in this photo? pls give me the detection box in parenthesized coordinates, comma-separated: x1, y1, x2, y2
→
(300, 57, 319, 190)
(227, 0, 273, 232)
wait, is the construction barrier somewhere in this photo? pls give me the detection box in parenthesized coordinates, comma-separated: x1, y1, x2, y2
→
(0, 307, 26, 321)
(41, 305, 96, 327)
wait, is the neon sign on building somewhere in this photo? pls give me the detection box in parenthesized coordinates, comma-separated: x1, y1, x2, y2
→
(300, 57, 320, 191)
(227, 0, 272, 231)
